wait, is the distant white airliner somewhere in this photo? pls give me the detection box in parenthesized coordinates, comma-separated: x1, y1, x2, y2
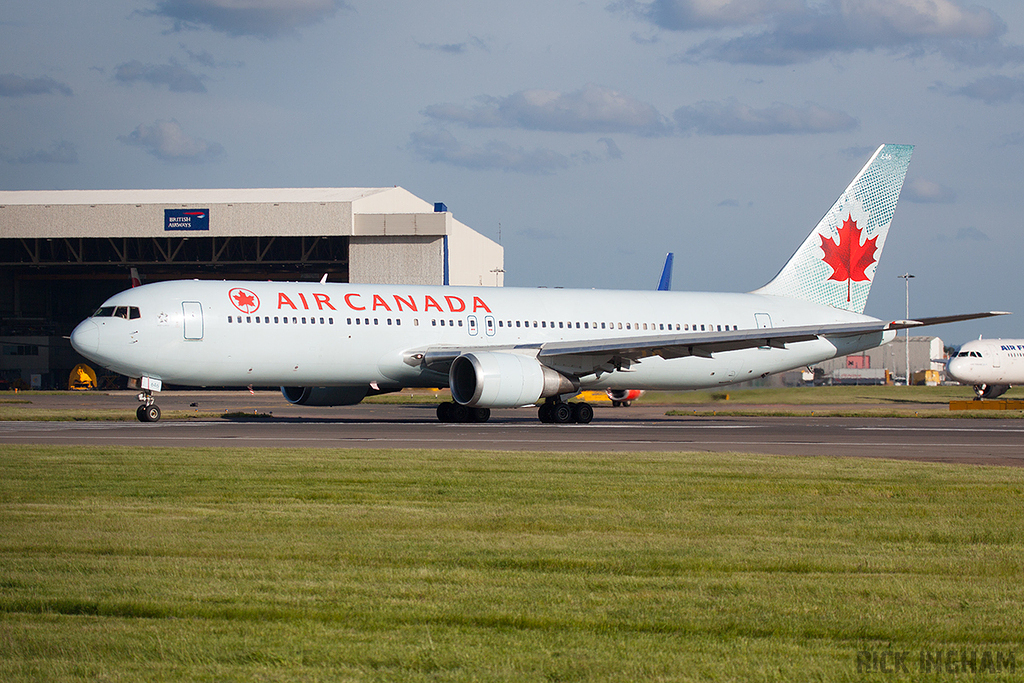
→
(70, 144, 1005, 423)
(947, 339, 1024, 399)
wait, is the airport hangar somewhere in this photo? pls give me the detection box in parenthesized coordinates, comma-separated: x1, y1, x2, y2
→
(0, 187, 503, 389)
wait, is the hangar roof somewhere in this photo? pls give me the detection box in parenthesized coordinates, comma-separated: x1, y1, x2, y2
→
(0, 186, 446, 238)
(0, 187, 428, 209)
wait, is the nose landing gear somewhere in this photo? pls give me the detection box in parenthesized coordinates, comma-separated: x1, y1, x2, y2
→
(136, 390, 161, 422)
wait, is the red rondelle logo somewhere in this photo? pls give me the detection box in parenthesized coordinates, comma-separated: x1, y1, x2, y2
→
(229, 288, 260, 314)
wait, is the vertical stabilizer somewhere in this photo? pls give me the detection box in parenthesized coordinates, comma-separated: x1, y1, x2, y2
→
(753, 144, 913, 313)
(657, 253, 674, 291)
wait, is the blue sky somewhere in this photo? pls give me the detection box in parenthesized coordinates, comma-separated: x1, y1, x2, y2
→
(3, 0, 1023, 344)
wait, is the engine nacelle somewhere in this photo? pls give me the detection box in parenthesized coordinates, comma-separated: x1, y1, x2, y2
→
(449, 352, 577, 408)
(281, 385, 369, 406)
(977, 383, 1010, 400)
(607, 389, 644, 406)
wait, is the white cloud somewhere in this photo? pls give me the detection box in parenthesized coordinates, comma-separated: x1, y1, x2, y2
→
(408, 129, 569, 174)
(598, 137, 623, 160)
(951, 74, 1024, 104)
(1, 140, 78, 164)
(842, 0, 999, 40)
(931, 226, 990, 242)
(416, 36, 488, 55)
(118, 119, 224, 163)
(638, 0, 801, 31)
(0, 74, 72, 97)
(902, 177, 956, 203)
(955, 226, 989, 241)
(114, 60, 207, 93)
(423, 84, 673, 136)
(149, 0, 346, 38)
(625, 0, 1019, 66)
(674, 99, 857, 135)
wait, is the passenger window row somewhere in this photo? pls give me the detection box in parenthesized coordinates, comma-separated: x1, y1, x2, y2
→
(223, 315, 742, 333)
(347, 318, 404, 326)
(494, 320, 739, 332)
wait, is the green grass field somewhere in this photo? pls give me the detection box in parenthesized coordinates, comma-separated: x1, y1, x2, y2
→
(2, 445, 1023, 681)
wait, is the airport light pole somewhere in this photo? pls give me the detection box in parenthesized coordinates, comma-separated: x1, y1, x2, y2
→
(899, 273, 915, 385)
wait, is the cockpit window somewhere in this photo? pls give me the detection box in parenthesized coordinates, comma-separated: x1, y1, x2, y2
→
(92, 306, 140, 319)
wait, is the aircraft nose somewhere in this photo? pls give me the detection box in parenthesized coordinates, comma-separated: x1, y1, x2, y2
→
(70, 320, 99, 356)
(946, 358, 966, 383)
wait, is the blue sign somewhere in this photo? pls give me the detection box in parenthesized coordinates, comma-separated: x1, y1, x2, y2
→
(165, 209, 210, 231)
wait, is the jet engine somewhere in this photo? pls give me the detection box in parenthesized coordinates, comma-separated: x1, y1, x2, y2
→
(607, 389, 644, 407)
(281, 385, 369, 406)
(449, 352, 577, 408)
(976, 383, 1010, 399)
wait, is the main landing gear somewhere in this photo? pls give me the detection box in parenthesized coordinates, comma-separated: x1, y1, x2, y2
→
(538, 398, 593, 424)
(436, 402, 491, 423)
(435, 398, 594, 424)
(136, 390, 161, 422)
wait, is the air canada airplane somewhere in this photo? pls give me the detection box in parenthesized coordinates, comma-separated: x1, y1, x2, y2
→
(70, 144, 1005, 423)
(947, 338, 1024, 399)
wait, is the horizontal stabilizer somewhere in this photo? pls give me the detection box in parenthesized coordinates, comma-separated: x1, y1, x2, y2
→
(885, 311, 1011, 330)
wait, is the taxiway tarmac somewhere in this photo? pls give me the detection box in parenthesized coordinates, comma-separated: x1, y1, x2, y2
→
(1, 394, 1021, 466)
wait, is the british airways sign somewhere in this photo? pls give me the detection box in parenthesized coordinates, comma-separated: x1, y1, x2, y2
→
(164, 209, 210, 231)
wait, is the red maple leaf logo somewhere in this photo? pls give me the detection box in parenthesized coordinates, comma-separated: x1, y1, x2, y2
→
(819, 214, 877, 302)
(229, 288, 259, 314)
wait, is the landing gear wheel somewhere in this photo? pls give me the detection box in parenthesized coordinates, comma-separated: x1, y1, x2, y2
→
(137, 404, 161, 422)
(437, 402, 454, 422)
(572, 402, 594, 424)
(471, 407, 491, 423)
(538, 403, 554, 423)
(451, 403, 470, 423)
(611, 400, 621, 408)
(552, 403, 574, 424)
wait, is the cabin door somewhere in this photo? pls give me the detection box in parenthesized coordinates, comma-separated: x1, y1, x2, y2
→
(183, 302, 204, 340)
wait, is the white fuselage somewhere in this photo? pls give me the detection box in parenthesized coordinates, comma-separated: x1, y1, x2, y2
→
(947, 339, 1024, 388)
(71, 279, 894, 392)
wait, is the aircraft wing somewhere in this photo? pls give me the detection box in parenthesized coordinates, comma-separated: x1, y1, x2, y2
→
(417, 311, 1007, 376)
(537, 320, 888, 364)
(537, 311, 1009, 364)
